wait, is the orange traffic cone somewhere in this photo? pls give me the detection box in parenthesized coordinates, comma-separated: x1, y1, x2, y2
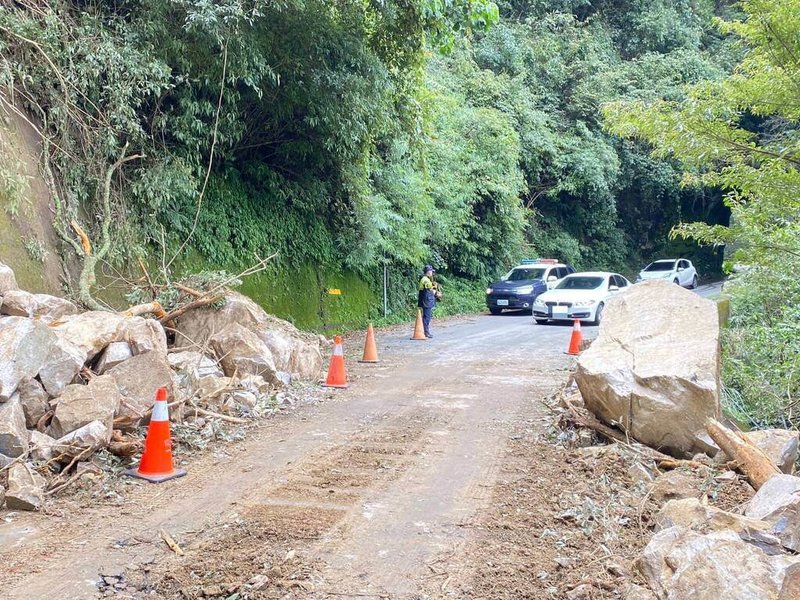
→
(125, 387, 186, 483)
(359, 323, 380, 363)
(566, 319, 583, 356)
(411, 309, 427, 341)
(322, 335, 349, 388)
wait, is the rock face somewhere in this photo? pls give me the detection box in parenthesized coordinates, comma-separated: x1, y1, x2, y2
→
(638, 525, 800, 599)
(174, 292, 322, 381)
(743, 430, 799, 474)
(107, 351, 174, 424)
(49, 376, 121, 438)
(0, 396, 30, 457)
(5, 463, 46, 511)
(0, 261, 18, 294)
(575, 280, 720, 457)
(746, 474, 800, 553)
(0, 317, 53, 401)
(0, 290, 78, 321)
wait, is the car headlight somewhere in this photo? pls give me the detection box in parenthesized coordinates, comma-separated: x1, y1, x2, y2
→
(573, 299, 596, 307)
(486, 288, 493, 294)
(516, 285, 534, 294)
(533, 298, 546, 307)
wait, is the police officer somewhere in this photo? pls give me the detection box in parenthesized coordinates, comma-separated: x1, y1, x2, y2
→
(418, 265, 438, 338)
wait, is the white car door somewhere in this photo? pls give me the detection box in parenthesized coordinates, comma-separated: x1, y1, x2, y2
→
(545, 267, 561, 290)
(678, 260, 691, 286)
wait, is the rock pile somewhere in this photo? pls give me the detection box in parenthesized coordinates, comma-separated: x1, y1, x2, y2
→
(0, 262, 323, 510)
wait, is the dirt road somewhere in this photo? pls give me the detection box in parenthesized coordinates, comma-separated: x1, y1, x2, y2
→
(0, 313, 587, 599)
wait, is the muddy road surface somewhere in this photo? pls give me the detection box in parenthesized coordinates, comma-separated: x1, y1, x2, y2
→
(0, 313, 591, 599)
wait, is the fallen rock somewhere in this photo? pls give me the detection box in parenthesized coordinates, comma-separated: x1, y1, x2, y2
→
(174, 291, 322, 380)
(0, 395, 30, 457)
(123, 318, 167, 356)
(37, 335, 84, 397)
(0, 261, 18, 294)
(17, 378, 49, 428)
(638, 525, 800, 599)
(95, 341, 133, 374)
(29, 430, 57, 462)
(745, 474, 800, 552)
(743, 429, 799, 475)
(657, 497, 782, 554)
(575, 280, 720, 457)
(781, 563, 800, 600)
(622, 583, 658, 600)
(168, 350, 224, 382)
(0, 484, 5, 508)
(0, 317, 54, 401)
(49, 376, 121, 438)
(650, 470, 701, 503)
(5, 463, 46, 511)
(210, 323, 279, 382)
(0, 290, 78, 321)
(107, 351, 174, 426)
(53, 420, 112, 458)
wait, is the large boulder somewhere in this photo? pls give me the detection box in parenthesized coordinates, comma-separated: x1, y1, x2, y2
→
(575, 280, 720, 457)
(49, 375, 121, 438)
(37, 335, 84, 397)
(95, 341, 133, 374)
(174, 292, 322, 381)
(210, 323, 279, 382)
(17, 378, 49, 428)
(0, 396, 30, 457)
(107, 351, 174, 424)
(5, 463, 46, 511)
(745, 474, 800, 553)
(638, 526, 800, 599)
(0, 261, 18, 294)
(0, 317, 54, 401)
(0, 290, 78, 321)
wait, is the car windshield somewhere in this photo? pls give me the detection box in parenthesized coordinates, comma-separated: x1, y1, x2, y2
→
(644, 261, 676, 272)
(506, 268, 546, 281)
(557, 276, 604, 290)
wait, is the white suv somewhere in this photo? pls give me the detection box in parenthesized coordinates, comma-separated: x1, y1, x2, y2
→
(636, 259, 698, 289)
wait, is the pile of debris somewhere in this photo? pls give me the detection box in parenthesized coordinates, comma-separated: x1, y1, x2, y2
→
(0, 261, 324, 510)
(558, 280, 800, 598)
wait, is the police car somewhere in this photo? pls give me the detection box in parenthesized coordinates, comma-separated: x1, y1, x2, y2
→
(485, 259, 575, 315)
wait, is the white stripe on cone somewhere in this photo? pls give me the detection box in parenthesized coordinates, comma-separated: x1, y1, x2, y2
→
(152, 400, 169, 422)
(333, 344, 343, 356)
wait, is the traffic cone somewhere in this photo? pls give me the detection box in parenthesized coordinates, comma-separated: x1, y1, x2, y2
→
(322, 335, 349, 388)
(566, 319, 583, 356)
(411, 309, 427, 341)
(359, 323, 380, 363)
(125, 387, 186, 483)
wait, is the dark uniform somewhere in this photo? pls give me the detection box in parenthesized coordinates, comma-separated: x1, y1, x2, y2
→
(418, 266, 437, 338)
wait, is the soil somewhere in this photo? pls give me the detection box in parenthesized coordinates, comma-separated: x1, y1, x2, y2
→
(0, 314, 753, 599)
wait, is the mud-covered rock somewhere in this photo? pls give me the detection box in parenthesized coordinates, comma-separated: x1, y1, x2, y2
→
(17, 378, 49, 428)
(0, 261, 18, 294)
(95, 341, 133, 374)
(49, 376, 121, 438)
(5, 462, 46, 511)
(0, 395, 30, 457)
(53, 419, 111, 458)
(0, 290, 78, 321)
(575, 280, 720, 458)
(0, 317, 53, 401)
(745, 474, 800, 553)
(107, 351, 173, 425)
(638, 525, 800, 599)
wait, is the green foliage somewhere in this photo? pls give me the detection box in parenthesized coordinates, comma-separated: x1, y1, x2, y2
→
(604, 0, 800, 427)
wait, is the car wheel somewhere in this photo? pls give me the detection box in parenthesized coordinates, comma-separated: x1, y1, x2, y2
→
(489, 307, 503, 315)
(673, 278, 680, 285)
(592, 303, 604, 326)
(690, 275, 698, 289)
(534, 319, 548, 325)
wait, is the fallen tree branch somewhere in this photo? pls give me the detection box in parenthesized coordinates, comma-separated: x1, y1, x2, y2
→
(160, 529, 185, 556)
(159, 295, 223, 324)
(191, 406, 249, 424)
(122, 301, 167, 319)
(705, 418, 780, 490)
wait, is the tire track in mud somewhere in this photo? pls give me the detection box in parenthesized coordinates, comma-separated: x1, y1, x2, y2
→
(141, 409, 450, 598)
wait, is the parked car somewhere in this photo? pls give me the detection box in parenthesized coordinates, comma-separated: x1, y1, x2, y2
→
(532, 271, 631, 325)
(486, 260, 575, 315)
(636, 258, 698, 289)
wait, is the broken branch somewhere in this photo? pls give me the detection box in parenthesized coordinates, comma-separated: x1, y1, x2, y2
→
(705, 418, 780, 490)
